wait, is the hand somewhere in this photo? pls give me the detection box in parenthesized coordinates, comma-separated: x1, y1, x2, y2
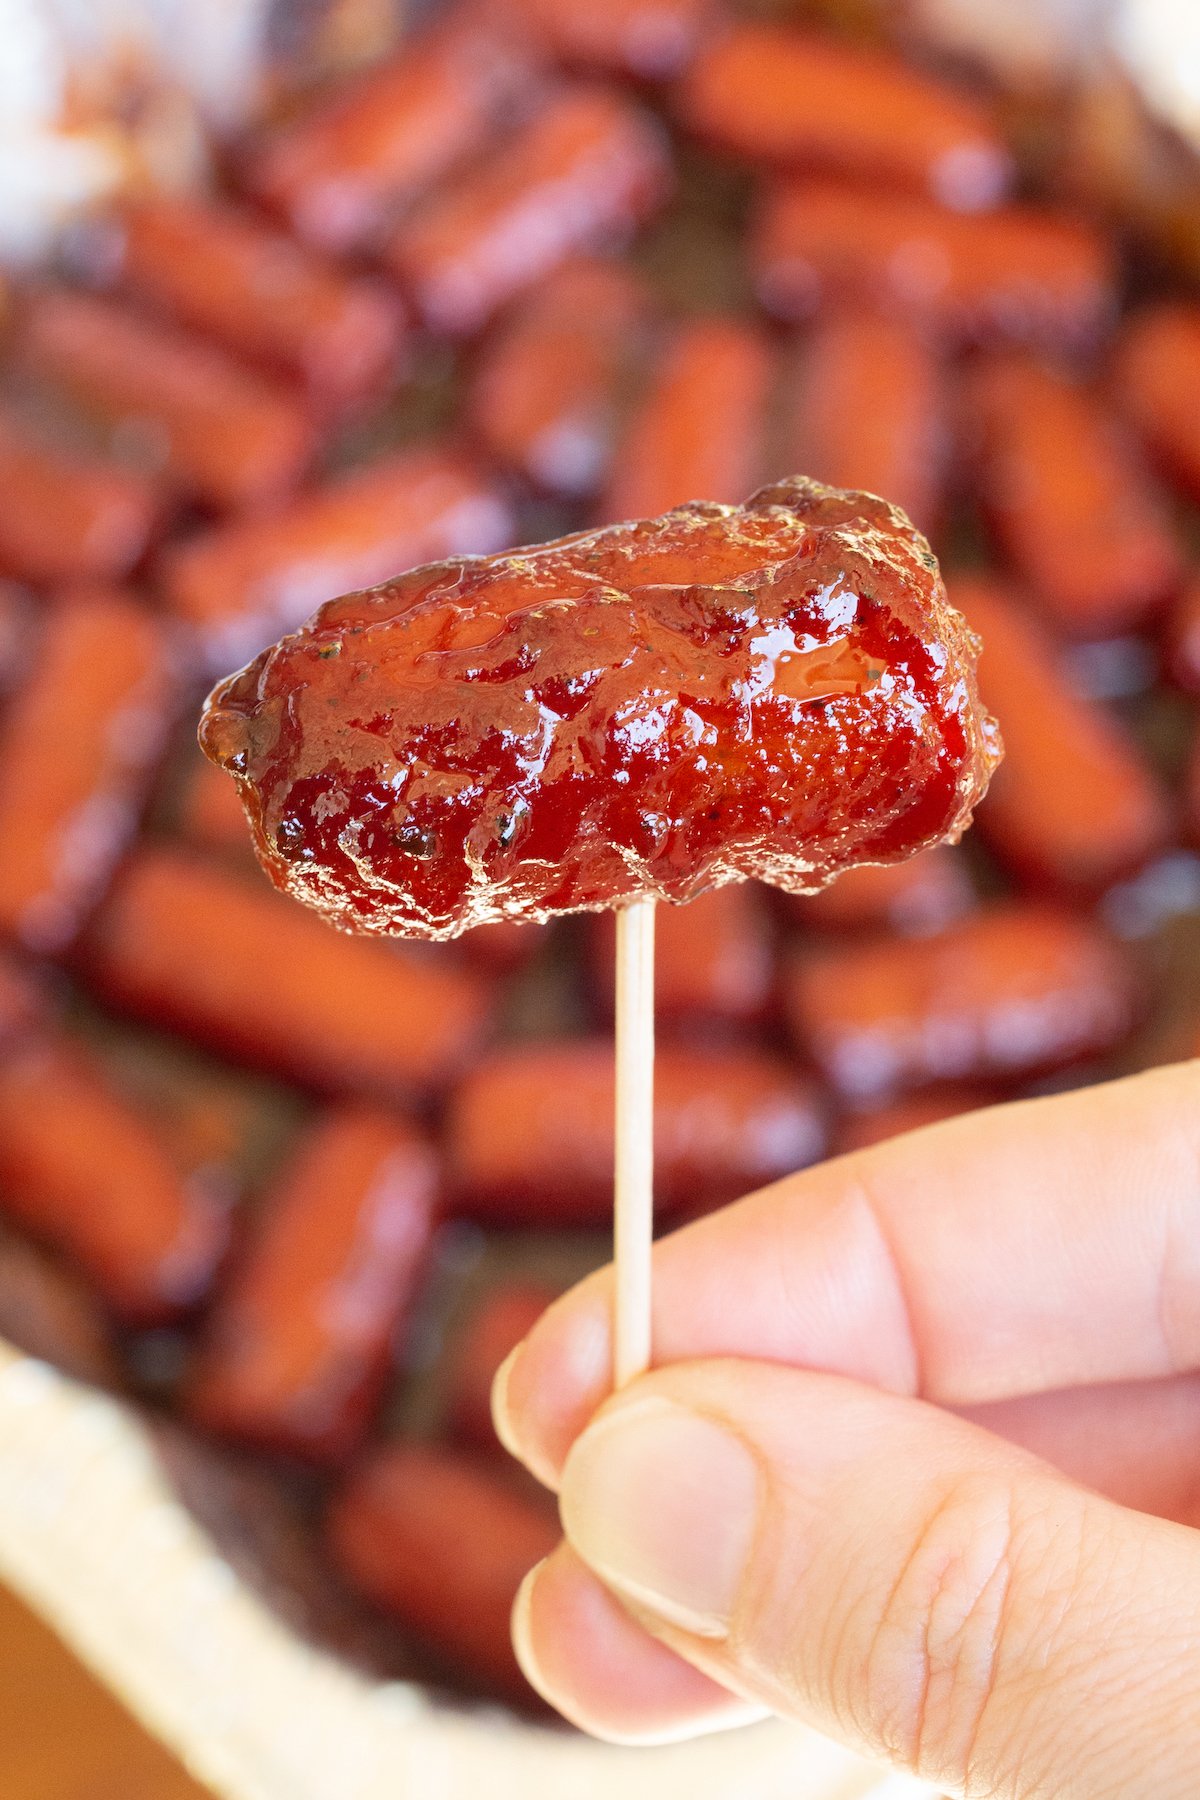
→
(494, 1062, 1200, 1797)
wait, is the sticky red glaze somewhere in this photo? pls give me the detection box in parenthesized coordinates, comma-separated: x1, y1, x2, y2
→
(467, 256, 652, 497)
(679, 23, 1010, 207)
(505, 0, 715, 77)
(108, 197, 407, 410)
(754, 179, 1116, 349)
(201, 477, 998, 940)
(444, 1281, 556, 1450)
(447, 1037, 826, 1223)
(162, 443, 515, 672)
(1166, 577, 1200, 692)
(187, 1107, 438, 1463)
(247, 15, 538, 253)
(1115, 304, 1200, 502)
(86, 848, 491, 1099)
(600, 317, 774, 522)
(835, 1084, 997, 1153)
(0, 587, 177, 953)
(954, 576, 1169, 890)
(588, 882, 774, 1025)
(783, 311, 947, 534)
(0, 1034, 227, 1322)
(787, 903, 1135, 1103)
(327, 1443, 558, 1702)
(782, 843, 974, 934)
(0, 411, 162, 584)
(965, 352, 1180, 634)
(19, 292, 314, 512)
(386, 84, 672, 336)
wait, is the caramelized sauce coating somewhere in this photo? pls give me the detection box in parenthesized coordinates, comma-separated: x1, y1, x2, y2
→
(201, 477, 999, 940)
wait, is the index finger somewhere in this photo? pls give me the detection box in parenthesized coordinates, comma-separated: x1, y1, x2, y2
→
(496, 1061, 1200, 1488)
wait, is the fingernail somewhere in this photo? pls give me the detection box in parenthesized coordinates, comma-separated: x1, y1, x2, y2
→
(490, 1345, 523, 1460)
(510, 1560, 545, 1693)
(559, 1397, 760, 1639)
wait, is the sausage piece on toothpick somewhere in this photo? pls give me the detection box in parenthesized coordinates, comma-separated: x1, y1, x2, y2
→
(200, 475, 999, 1387)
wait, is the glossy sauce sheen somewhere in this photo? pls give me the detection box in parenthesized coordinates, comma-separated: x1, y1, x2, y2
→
(201, 477, 999, 940)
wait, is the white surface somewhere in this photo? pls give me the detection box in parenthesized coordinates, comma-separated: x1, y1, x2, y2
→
(0, 1342, 937, 1800)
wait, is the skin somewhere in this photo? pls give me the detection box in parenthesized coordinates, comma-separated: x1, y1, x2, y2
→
(495, 1061, 1200, 1794)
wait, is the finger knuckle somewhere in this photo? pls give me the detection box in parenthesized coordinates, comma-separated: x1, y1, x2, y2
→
(857, 1471, 1038, 1785)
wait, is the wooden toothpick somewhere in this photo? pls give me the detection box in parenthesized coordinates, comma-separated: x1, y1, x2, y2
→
(613, 896, 656, 1388)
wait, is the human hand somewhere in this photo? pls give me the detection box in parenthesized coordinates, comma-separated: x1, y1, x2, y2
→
(493, 1062, 1200, 1797)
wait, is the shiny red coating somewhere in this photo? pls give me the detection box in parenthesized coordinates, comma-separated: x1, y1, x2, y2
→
(187, 1106, 438, 1462)
(444, 1280, 556, 1450)
(787, 903, 1136, 1103)
(782, 843, 973, 935)
(85, 848, 491, 1099)
(467, 256, 652, 497)
(599, 316, 775, 521)
(1115, 303, 1200, 502)
(835, 1085, 998, 1153)
(678, 23, 1010, 207)
(19, 291, 314, 512)
(953, 576, 1169, 891)
(783, 312, 947, 535)
(0, 410, 163, 584)
(162, 443, 515, 672)
(447, 1037, 826, 1223)
(327, 1442, 558, 1702)
(247, 15, 539, 253)
(386, 84, 672, 336)
(0, 586, 177, 953)
(500, 0, 715, 77)
(107, 196, 407, 410)
(201, 477, 998, 940)
(965, 351, 1180, 634)
(0, 1033, 228, 1322)
(754, 179, 1116, 349)
(588, 882, 774, 1025)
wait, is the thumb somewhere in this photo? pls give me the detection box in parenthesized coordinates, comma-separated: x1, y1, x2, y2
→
(557, 1360, 1200, 1798)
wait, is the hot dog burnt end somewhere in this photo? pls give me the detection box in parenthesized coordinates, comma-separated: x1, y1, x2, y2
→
(200, 477, 1000, 940)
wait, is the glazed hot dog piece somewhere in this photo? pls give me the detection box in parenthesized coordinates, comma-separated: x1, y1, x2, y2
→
(787, 903, 1135, 1103)
(754, 179, 1116, 349)
(506, 0, 715, 77)
(467, 257, 652, 497)
(162, 443, 514, 671)
(327, 1443, 558, 1702)
(447, 1039, 826, 1223)
(782, 311, 947, 533)
(103, 196, 407, 410)
(0, 1033, 228, 1322)
(965, 351, 1180, 634)
(187, 1107, 438, 1462)
(387, 84, 672, 336)
(0, 586, 177, 953)
(599, 316, 774, 521)
(201, 478, 998, 939)
(679, 23, 1010, 207)
(247, 15, 538, 253)
(0, 582, 33, 697)
(0, 952, 46, 1047)
(86, 848, 491, 1100)
(835, 1085, 997, 1153)
(0, 411, 162, 584)
(782, 844, 973, 934)
(588, 883, 774, 1026)
(953, 576, 1169, 890)
(1115, 303, 1200, 502)
(20, 292, 314, 512)
(443, 1281, 556, 1451)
